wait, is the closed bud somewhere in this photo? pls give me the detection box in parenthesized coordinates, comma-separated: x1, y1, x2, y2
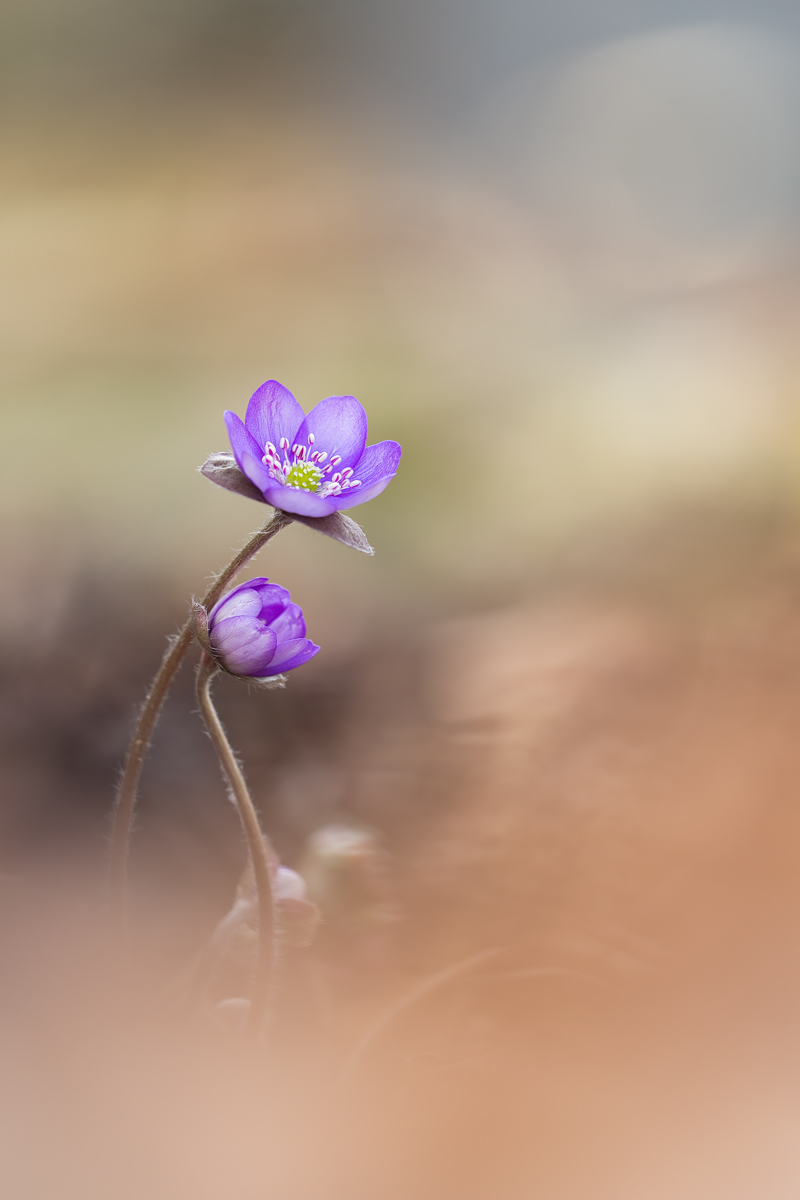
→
(196, 578, 320, 684)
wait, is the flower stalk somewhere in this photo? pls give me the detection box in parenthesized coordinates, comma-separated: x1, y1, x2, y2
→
(109, 509, 293, 929)
(195, 653, 277, 1038)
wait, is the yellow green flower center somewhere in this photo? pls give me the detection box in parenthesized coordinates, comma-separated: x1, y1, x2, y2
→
(285, 461, 322, 492)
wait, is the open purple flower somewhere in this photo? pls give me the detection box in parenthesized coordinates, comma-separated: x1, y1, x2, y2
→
(220, 380, 401, 519)
(195, 578, 320, 680)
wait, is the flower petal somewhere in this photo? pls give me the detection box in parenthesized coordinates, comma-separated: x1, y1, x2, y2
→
(244, 380, 304, 454)
(294, 395, 368, 469)
(351, 440, 402, 487)
(272, 866, 307, 901)
(327, 474, 396, 511)
(209, 616, 278, 676)
(257, 638, 320, 677)
(224, 411, 272, 494)
(262, 484, 339, 518)
(208, 583, 263, 627)
(251, 581, 292, 625)
(268, 602, 306, 643)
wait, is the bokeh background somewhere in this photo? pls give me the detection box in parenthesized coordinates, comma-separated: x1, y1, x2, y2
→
(6, 0, 800, 817)
(6, 0, 800, 610)
(5, 0, 800, 1196)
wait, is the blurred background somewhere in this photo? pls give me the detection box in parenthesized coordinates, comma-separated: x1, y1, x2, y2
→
(5, 0, 800, 606)
(5, 0, 800, 812)
(5, 0, 800, 1196)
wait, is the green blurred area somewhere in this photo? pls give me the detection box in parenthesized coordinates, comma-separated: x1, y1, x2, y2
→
(3, 14, 800, 653)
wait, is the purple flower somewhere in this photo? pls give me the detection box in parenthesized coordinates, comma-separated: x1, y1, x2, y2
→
(198, 578, 320, 680)
(221, 380, 402, 519)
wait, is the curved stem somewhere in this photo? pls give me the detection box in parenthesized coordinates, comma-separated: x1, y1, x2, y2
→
(109, 509, 293, 928)
(195, 654, 277, 1038)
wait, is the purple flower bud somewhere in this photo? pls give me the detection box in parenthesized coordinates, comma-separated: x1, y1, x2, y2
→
(205, 578, 320, 680)
(211, 861, 321, 962)
(272, 866, 321, 947)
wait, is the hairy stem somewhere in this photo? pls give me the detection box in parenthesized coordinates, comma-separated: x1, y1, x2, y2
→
(109, 509, 293, 927)
(195, 655, 276, 1037)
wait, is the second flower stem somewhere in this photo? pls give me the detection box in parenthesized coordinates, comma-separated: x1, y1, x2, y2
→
(109, 509, 293, 931)
(196, 654, 277, 1038)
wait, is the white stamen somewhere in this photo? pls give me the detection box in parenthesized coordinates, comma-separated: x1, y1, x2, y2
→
(307, 433, 315, 445)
